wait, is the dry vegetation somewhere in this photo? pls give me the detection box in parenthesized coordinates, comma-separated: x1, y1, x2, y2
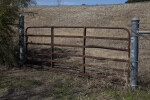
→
(1, 2, 150, 99)
(0, 66, 150, 100)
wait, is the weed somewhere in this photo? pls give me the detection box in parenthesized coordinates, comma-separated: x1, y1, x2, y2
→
(105, 88, 150, 100)
(0, 77, 42, 90)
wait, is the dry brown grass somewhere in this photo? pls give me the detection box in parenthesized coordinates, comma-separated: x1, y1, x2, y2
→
(0, 66, 150, 100)
(22, 2, 150, 86)
(0, 67, 116, 99)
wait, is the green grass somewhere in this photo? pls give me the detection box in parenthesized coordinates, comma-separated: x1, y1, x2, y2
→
(0, 79, 13, 89)
(0, 77, 42, 89)
(105, 88, 150, 100)
(0, 68, 150, 100)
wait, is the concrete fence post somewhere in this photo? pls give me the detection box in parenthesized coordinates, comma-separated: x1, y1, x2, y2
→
(19, 14, 24, 62)
(130, 18, 140, 88)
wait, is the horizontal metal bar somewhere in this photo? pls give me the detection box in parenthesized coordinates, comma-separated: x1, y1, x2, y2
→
(85, 45, 128, 51)
(27, 57, 92, 67)
(138, 31, 150, 34)
(27, 64, 127, 84)
(52, 60, 93, 67)
(26, 26, 129, 30)
(27, 42, 51, 45)
(27, 57, 128, 72)
(54, 35, 82, 38)
(28, 50, 129, 62)
(25, 35, 52, 37)
(52, 52, 129, 62)
(86, 36, 129, 41)
(27, 64, 108, 79)
(25, 26, 130, 38)
(25, 34, 129, 41)
(26, 42, 128, 52)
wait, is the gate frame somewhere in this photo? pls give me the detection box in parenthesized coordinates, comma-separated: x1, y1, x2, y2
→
(25, 26, 130, 83)
(19, 14, 149, 88)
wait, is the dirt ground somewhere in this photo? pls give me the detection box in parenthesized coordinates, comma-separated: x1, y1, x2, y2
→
(0, 66, 115, 100)
(0, 66, 150, 100)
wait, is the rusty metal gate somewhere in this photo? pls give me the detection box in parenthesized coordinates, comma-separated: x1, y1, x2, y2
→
(25, 26, 130, 82)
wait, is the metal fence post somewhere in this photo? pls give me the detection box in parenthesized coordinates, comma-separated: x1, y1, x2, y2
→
(51, 27, 54, 67)
(19, 14, 24, 62)
(130, 18, 140, 88)
(82, 28, 86, 73)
